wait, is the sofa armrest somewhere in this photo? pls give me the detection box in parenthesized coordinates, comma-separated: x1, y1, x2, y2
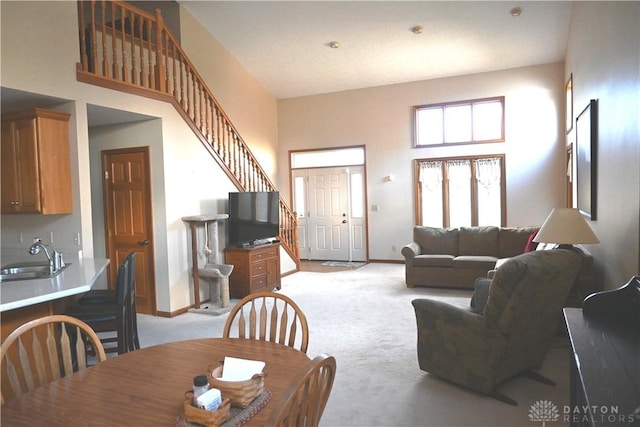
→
(402, 242, 422, 259)
(412, 298, 488, 334)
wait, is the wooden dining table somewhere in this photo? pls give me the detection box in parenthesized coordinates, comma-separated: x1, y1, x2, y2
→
(1, 337, 311, 426)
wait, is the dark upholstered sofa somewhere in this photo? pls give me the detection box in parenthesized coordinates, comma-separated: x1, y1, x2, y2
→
(402, 226, 539, 289)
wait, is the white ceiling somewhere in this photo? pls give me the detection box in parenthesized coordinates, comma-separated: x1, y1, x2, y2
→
(178, 1, 572, 99)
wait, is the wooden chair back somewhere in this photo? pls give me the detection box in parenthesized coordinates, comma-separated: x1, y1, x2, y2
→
(223, 291, 309, 353)
(265, 354, 337, 427)
(1, 314, 106, 405)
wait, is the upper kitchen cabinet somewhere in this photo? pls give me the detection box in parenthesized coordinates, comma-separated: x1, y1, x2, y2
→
(1, 108, 72, 214)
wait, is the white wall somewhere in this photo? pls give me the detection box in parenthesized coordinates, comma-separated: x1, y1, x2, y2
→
(278, 62, 567, 261)
(565, 2, 640, 288)
(1, 1, 252, 313)
(179, 5, 280, 185)
(1, 1, 89, 258)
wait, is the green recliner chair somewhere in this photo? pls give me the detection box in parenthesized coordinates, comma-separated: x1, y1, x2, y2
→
(411, 249, 582, 405)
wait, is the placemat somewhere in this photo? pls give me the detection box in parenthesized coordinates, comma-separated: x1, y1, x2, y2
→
(175, 389, 272, 427)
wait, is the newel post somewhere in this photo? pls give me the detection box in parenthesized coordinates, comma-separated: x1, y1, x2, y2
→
(154, 8, 167, 93)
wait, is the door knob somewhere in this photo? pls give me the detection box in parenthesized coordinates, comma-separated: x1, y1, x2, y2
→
(138, 239, 150, 246)
(342, 219, 347, 224)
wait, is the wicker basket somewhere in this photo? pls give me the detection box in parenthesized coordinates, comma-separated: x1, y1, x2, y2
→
(208, 364, 265, 408)
(183, 392, 231, 427)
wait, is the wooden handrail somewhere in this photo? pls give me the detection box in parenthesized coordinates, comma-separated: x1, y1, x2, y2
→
(76, 1, 299, 264)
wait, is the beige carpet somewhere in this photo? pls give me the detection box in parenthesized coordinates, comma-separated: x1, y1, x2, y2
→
(138, 263, 572, 427)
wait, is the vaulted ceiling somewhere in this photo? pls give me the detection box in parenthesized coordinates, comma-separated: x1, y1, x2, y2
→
(179, 1, 572, 99)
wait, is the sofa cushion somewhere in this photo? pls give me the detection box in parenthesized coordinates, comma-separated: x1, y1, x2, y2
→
(413, 254, 455, 268)
(459, 226, 499, 256)
(414, 226, 458, 255)
(498, 226, 539, 258)
(453, 255, 498, 270)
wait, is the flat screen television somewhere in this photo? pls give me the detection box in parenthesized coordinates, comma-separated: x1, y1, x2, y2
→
(227, 191, 280, 247)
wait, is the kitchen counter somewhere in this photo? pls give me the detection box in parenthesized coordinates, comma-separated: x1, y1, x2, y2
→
(0, 257, 110, 312)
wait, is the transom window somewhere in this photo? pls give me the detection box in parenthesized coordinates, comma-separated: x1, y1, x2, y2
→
(415, 155, 506, 227)
(414, 97, 505, 147)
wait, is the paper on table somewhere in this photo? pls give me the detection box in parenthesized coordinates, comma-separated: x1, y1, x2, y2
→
(221, 356, 266, 381)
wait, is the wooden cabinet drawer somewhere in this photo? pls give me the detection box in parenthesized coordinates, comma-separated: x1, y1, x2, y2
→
(251, 274, 267, 289)
(250, 260, 267, 277)
(250, 246, 278, 261)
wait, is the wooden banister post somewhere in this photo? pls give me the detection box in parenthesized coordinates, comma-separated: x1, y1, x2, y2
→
(154, 8, 166, 93)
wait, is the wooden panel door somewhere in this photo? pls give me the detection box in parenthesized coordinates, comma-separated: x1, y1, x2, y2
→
(102, 147, 156, 315)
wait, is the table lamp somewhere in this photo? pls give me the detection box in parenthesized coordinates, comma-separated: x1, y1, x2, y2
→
(533, 208, 599, 249)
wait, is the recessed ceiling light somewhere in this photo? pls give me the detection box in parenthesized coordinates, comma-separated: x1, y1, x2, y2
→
(328, 41, 340, 49)
(510, 7, 523, 17)
(411, 25, 424, 35)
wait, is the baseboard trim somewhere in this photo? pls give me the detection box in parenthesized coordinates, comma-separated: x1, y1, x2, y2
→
(155, 300, 213, 318)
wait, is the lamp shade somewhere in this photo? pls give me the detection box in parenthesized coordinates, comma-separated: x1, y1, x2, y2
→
(533, 208, 599, 244)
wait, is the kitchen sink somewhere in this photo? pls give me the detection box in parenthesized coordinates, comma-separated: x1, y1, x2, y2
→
(0, 262, 69, 282)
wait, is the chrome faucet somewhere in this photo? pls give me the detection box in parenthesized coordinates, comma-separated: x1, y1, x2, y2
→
(28, 237, 65, 274)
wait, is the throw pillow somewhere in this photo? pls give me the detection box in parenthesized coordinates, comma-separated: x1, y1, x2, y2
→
(524, 231, 538, 252)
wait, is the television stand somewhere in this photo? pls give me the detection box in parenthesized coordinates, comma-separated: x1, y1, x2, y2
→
(224, 243, 281, 298)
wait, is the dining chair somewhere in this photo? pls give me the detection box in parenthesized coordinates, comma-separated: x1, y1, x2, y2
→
(125, 252, 140, 351)
(265, 354, 337, 427)
(66, 254, 132, 354)
(223, 291, 310, 353)
(1, 314, 107, 405)
(76, 252, 140, 352)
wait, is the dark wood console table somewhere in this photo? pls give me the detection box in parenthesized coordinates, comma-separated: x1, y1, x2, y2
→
(563, 277, 640, 427)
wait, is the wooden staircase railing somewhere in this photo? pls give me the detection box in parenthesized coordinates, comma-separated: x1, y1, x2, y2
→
(75, 1, 298, 265)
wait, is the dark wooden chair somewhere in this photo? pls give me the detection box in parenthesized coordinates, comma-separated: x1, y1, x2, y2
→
(66, 255, 132, 354)
(74, 252, 140, 352)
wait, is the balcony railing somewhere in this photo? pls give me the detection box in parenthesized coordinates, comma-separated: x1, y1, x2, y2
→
(76, 1, 298, 263)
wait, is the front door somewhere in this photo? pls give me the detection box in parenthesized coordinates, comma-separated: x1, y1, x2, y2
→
(295, 166, 367, 262)
(102, 147, 156, 315)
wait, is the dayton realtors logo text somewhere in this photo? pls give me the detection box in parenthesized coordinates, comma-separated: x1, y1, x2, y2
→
(529, 400, 638, 425)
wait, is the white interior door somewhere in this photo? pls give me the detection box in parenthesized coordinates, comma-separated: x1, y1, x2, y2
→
(309, 168, 349, 260)
(293, 166, 366, 262)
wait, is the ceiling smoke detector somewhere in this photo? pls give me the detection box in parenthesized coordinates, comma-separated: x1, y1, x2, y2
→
(328, 41, 340, 49)
(411, 25, 425, 35)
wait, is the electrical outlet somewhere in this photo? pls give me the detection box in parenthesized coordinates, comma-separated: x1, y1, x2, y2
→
(73, 233, 81, 246)
(391, 245, 397, 252)
(17, 231, 23, 244)
(48, 231, 54, 244)
(371, 204, 379, 212)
